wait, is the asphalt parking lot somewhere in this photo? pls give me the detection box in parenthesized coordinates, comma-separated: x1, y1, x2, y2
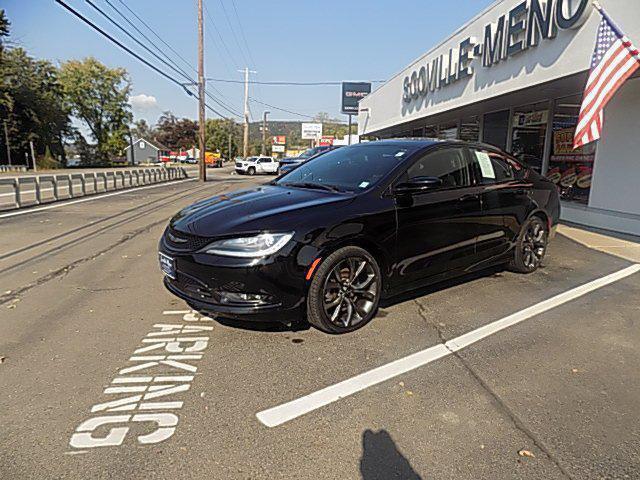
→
(1, 172, 639, 479)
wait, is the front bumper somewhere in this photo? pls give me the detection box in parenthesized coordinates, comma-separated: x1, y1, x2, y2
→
(159, 235, 314, 322)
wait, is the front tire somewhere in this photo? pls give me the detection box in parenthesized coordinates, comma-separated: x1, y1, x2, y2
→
(509, 216, 549, 273)
(306, 246, 381, 334)
(247, 167, 256, 176)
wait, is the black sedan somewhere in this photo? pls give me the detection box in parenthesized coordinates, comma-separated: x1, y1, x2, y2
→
(159, 139, 560, 334)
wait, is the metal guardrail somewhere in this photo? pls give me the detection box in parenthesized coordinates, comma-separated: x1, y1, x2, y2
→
(0, 167, 188, 211)
(0, 165, 28, 173)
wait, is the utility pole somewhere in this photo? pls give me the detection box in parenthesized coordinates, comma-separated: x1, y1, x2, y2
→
(239, 67, 256, 158)
(197, 0, 207, 182)
(3, 121, 11, 166)
(261, 111, 270, 156)
(29, 140, 37, 172)
(228, 130, 232, 162)
(347, 114, 352, 145)
(128, 127, 135, 166)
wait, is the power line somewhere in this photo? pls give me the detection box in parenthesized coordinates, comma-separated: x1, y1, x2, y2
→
(217, 0, 250, 67)
(207, 78, 387, 86)
(249, 97, 314, 119)
(54, 0, 231, 118)
(113, 0, 197, 77)
(100, 0, 241, 118)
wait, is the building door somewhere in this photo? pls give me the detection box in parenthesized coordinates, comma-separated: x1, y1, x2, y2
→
(482, 110, 510, 151)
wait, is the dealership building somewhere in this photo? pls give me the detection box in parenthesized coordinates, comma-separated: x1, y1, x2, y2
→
(358, 0, 640, 235)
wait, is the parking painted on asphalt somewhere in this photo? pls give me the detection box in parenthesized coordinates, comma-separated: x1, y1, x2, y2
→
(69, 310, 214, 450)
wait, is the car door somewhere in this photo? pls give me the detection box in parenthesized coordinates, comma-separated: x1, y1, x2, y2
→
(393, 146, 484, 287)
(256, 158, 267, 173)
(264, 157, 277, 173)
(468, 147, 531, 263)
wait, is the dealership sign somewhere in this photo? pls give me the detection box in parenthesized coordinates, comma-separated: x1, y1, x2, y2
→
(342, 82, 372, 114)
(402, 0, 592, 103)
(272, 135, 286, 145)
(272, 145, 285, 153)
(301, 123, 323, 140)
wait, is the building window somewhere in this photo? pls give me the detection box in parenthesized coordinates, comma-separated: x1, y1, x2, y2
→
(459, 116, 480, 142)
(547, 94, 595, 205)
(139, 141, 146, 149)
(511, 101, 549, 174)
(482, 110, 510, 151)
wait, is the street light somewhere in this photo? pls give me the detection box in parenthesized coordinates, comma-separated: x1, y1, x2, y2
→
(261, 111, 270, 156)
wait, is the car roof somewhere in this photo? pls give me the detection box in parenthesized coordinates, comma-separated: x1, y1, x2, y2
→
(364, 138, 502, 152)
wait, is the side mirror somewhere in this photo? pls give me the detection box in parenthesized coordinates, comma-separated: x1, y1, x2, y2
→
(394, 176, 443, 195)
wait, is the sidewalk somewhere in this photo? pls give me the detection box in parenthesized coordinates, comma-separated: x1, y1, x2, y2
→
(558, 224, 640, 263)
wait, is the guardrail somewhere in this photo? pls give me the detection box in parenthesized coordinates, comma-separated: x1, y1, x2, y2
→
(0, 165, 28, 173)
(0, 167, 188, 211)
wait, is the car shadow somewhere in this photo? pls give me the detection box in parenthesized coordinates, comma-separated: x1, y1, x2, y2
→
(379, 265, 507, 310)
(360, 429, 423, 480)
(195, 312, 311, 333)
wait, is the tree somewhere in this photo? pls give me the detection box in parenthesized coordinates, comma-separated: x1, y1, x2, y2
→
(132, 119, 154, 140)
(0, 48, 71, 164)
(205, 118, 240, 159)
(155, 111, 198, 150)
(0, 10, 10, 55)
(59, 57, 132, 164)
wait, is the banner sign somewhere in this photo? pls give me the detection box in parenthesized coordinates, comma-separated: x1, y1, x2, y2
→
(272, 145, 285, 153)
(301, 123, 323, 140)
(342, 82, 372, 114)
(272, 135, 286, 145)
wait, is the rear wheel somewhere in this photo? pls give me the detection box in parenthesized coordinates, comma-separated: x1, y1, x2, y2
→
(509, 216, 548, 273)
(306, 246, 381, 334)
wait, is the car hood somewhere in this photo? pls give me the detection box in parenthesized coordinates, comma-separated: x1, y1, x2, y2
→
(170, 184, 353, 237)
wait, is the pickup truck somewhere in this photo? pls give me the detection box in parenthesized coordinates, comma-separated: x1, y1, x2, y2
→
(235, 156, 278, 175)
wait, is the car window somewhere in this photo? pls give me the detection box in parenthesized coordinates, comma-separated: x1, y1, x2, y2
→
(471, 149, 515, 184)
(405, 147, 471, 188)
(276, 144, 418, 192)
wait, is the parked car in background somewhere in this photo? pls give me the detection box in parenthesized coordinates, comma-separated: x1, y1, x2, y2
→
(160, 139, 560, 334)
(278, 145, 335, 175)
(235, 156, 278, 175)
(278, 146, 342, 175)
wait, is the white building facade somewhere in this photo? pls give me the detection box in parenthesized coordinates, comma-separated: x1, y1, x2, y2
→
(359, 0, 640, 235)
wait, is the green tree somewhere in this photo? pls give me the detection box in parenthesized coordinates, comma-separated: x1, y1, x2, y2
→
(0, 10, 10, 55)
(59, 57, 131, 164)
(0, 48, 71, 165)
(155, 112, 198, 150)
(204, 118, 241, 159)
(132, 118, 154, 140)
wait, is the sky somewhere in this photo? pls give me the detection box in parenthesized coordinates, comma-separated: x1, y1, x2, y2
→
(5, 0, 494, 126)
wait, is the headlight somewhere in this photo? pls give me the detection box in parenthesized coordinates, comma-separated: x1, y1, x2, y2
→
(203, 232, 294, 258)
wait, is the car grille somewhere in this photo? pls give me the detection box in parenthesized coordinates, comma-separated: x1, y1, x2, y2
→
(164, 227, 211, 253)
(235, 162, 243, 168)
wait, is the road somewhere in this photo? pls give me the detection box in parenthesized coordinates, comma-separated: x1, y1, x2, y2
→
(1, 171, 639, 479)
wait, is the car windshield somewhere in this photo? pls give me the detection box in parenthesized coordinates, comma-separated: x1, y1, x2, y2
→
(299, 147, 327, 158)
(247, 157, 258, 162)
(276, 144, 414, 192)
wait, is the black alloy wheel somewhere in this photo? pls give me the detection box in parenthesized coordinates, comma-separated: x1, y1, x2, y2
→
(510, 216, 548, 273)
(307, 246, 381, 334)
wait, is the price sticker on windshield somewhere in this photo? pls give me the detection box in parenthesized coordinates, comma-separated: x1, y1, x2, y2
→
(475, 151, 495, 179)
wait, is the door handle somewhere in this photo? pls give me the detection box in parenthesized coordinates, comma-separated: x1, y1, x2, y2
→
(458, 193, 478, 202)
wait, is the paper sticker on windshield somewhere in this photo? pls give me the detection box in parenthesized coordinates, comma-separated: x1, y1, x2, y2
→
(475, 151, 495, 179)
(359, 181, 370, 189)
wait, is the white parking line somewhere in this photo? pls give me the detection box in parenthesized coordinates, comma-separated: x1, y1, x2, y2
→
(256, 263, 640, 428)
(0, 178, 195, 219)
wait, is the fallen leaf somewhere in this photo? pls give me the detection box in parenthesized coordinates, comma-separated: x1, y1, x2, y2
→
(7, 305, 16, 309)
(0, 356, 5, 363)
(571, 368, 579, 373)
(518, 449, 535, 458)
(398, 381, 405, 387)
(405, 391, 413, 396)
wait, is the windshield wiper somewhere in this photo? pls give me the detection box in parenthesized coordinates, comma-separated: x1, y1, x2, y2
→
(281, 182, 343, 193)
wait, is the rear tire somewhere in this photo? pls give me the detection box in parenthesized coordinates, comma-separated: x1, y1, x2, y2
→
(306, 246, 381, 334)
(509, 216, 549, 273)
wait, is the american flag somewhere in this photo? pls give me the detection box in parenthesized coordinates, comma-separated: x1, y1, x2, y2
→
(574, 6, 640, 149)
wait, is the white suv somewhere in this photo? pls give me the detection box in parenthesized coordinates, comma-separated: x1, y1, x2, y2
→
(235, 156, 278, 175)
